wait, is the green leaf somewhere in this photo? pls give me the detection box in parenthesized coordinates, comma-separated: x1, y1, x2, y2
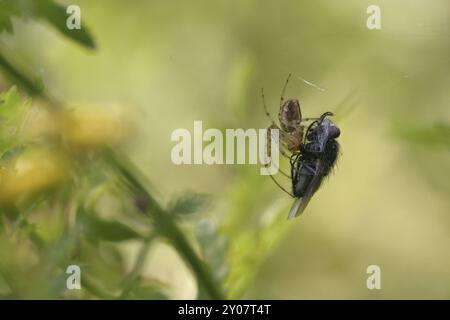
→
(35, 0, 96, 49)
(126, 284, 168, 300)
(0, 86, 30, 159)
(0, 0, 96, 49)
(0, 145, 24, 167)
(196, 220, 228, 283)
(0, 85, 28, 122)
(169, 193, 210, 215)
(0, 54, 43, 96)
(0, 0, 19, 34)
(79, 209, 144, 242)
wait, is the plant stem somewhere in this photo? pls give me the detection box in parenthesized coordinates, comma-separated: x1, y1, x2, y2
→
(0, 52, 42, 96)
(0, 52, 224, 299)
(119, 233, 156, 299)
(106, 150, 224, 300)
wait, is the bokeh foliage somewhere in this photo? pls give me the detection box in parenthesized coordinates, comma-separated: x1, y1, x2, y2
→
(0, 0, 449, 299)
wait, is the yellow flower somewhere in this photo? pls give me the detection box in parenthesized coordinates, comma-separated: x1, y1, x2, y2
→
(64, 104, 130, 150)
(0, 148, 69, 203)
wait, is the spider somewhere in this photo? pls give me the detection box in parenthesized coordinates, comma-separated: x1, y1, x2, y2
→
(261, 74, 341, 218)
(261, 73, 318, 183)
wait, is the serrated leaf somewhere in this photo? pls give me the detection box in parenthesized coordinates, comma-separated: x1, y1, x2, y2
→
(0, 86, 27, 120)
(0, 86, 30, 159)
(196, 220, 228, 290)
(169, 193, 210, 215)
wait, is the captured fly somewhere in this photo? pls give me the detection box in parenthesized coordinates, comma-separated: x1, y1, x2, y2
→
(262, 74, 341, 219)
(288, 112, 340, 218)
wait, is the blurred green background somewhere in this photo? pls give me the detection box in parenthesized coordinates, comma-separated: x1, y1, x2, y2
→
(0, 0, 449, 299)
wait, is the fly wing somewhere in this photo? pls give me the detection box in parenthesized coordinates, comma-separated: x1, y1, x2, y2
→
(287, 159, 326, 219)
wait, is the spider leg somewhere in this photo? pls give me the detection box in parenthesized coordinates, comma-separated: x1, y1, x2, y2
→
(290, 152, 301, 167)
(267, 172, 295, 198)
(267, 124, 291, 155)
(280, 73, 292, 107)
(278, 169, 291, 179)
(263, 126, 293, 194)
(264, 159, 291, 178)
(265, 125, 291, 177)
(281, 132, 302, 155)
(267, 125, 300, 160)
(261, 88, 276, 125)
(265, 124, 278, 161)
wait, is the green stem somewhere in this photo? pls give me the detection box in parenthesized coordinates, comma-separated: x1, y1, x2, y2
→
(0, 51, 224, 300)
(119, 233, 156, 299)
(0, 52, 42, 96)
(81, 276, 117, 299)
(106, 151, 224, 300)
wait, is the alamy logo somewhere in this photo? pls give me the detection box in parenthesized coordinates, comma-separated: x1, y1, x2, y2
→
(66, 265, 81, 290)
(171, 121, 280, 175)
(66, 5, 81, 30)
(366, 265, 381, 290)
(366, 5, 381, 30)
